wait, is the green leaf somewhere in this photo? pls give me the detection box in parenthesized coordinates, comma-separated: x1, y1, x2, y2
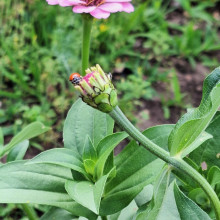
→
(174, 183, 211, 220)
(188, 188, 208, 208)
(99, 125, 174, 216)
(40, 207, 77, 220)
(135, 185, 154, 207)
(0, 122, 50, 157)
(83, 136, 97, 161)
(0, 127, 3, 147)
(109, 200, 138, 220)
(190, 112, 220, 168)
(94, 132, 128, 179)
(65, 181, 97, 214)
(136, 167, 177, 220)
(168, 67, 220, 156)
(181, 131, 212, 158)
(7, 140, 29, 162)
(63, 99, 114, 155)
(27, 148, 89, 179)
(137, 180, 211, 220)
(65, 172, 110, 214)
(207, 166, 220, 187)
(0, 161, 96, 219)
(83, 159, 96, 176)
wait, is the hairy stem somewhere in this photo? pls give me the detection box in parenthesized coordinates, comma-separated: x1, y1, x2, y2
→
(110, 106, 220, 220)
(81, 14, 93, 76)
(21, 204, 38, 220)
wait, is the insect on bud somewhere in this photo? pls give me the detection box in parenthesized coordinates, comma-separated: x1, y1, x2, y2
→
(69, 64, 118, 113)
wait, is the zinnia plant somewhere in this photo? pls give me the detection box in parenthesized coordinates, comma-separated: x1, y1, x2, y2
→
(0, 1, 219, 220)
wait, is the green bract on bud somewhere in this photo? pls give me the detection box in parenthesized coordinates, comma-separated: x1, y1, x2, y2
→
(69, 65, 118, 113)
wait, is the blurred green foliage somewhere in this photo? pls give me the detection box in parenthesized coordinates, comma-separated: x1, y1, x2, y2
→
(0, 0, 220, 141)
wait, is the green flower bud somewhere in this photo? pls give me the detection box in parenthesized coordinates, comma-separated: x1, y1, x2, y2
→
(69, 64, 118, 113)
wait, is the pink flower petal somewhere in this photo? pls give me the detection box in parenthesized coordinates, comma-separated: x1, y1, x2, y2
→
(46, 0, 134, 18)
(121, 2, 134, 13)
(98, 3, 123, 13)
(83, 73, 94, 84)
(47, 0, 59, 5)
(59, 0, 73, 6)
(90, 8, 110, 19)
(106, 0, 132, 2)
(73, 5, 96, 13)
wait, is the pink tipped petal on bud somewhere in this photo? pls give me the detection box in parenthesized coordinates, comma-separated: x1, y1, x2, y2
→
(69, 64, 118, 113)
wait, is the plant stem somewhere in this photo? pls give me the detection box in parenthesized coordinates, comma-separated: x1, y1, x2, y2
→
(100, 216, 108, 220)
(81, 14, 93, 76)
(110, 106, 220, 220)
(21, 204, 38, 220)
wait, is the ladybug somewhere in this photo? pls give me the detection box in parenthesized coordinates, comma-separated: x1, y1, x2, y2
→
(69, 73, 82, 85)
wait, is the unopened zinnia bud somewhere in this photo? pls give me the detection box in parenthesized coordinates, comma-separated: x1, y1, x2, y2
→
(69, 65, 118, 113)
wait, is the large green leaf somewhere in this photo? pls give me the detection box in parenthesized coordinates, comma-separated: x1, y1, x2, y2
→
(7, 140, 29, 162)
(27, 148, 89, 179)
(0, 122, 50, 157)
(174, 183, 211, 220)
(94, 132, 128, 179)
(136, 167, 178, 220)
(99, 125, 174, 215)
(40, 207, 77, 220)
(65, 173, 110, 214)
(65, 181, 97, 214)
(168, 67, 220, 156)
(137, 179, 211, 220)
(190, 112, 220, 168)
(63, 99, 114, 155)
(0, 161, 96, 219)
(109, 200, 138, 220)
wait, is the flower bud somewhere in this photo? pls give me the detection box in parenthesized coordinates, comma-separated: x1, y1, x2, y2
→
(69, 65, 118, 113)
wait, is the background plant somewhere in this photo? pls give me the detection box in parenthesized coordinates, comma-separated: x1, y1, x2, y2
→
(1, 0, 220, 218)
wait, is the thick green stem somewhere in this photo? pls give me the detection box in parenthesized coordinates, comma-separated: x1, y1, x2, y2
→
(100, 216, 108, 220)
(21, 204, 38, 220)
(110, 106, 220, 220)
(81, 14, 93, 76)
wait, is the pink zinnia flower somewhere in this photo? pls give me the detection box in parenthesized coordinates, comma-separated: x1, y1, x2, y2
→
(46, 0, 134, 19)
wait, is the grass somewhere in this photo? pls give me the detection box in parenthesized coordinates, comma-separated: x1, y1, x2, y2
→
(0, 0, 220, 139)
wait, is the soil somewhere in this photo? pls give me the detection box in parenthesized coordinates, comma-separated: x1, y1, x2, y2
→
(2, 2, 220, 160)
(136, 60, 209, 131)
